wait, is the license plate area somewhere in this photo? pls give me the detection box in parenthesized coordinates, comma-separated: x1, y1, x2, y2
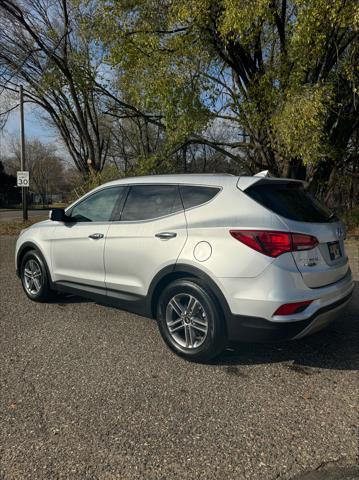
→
(328, 241, 342, 261)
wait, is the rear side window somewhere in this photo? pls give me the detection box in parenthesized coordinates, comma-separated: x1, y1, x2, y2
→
(180, 186, 220, 209)
(245, 183, 336, 223)
(121, 185, 182, 221)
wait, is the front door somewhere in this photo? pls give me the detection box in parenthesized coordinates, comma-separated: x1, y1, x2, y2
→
(51, 186, 126, 290)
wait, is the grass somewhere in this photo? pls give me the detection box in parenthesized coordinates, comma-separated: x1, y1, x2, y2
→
(0, 216, 47, 236)
(1, 203, 66, 210)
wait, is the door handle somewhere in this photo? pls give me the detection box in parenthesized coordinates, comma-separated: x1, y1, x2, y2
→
(88, 233, 104, 240)
(155, 232, 177, 240)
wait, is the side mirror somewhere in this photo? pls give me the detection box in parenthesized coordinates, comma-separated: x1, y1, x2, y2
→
(49, 208, 67, 222)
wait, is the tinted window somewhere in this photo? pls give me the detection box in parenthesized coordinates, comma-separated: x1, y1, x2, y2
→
(180, 186, 220, 209)
(121, 185, 182, 221)
(245, 183, 336, 223)
(69, 187, 125, 222)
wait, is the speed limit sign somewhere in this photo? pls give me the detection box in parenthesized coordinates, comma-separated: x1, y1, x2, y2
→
(17, 171, 29, 187)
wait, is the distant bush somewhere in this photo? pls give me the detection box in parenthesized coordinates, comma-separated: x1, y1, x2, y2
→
(70, 166, 122, 201)
(342, 207, 359, 235)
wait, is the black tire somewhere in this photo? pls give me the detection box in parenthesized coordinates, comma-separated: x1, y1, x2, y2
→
(20, 250, 53, 302)
(157, 278, 227, 362)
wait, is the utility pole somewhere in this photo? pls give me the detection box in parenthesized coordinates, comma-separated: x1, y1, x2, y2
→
(19, 85, 28, 221)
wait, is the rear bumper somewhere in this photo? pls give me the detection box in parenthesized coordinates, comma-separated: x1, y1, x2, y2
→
(217, 249, 355, 342)
(225, 286, 354, 343)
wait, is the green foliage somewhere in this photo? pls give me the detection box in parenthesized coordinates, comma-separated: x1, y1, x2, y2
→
(96, 0, 211, 149)
(94, 0, 359, 176)
(218, 0, 270, 45)
(271, 85, 334, 165)
(70, 165, 121, 199)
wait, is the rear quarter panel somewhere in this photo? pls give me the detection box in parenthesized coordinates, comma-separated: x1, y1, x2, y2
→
(178, 187, 289, 278)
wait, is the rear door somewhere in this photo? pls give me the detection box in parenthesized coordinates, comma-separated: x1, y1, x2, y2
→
(104, 184, 188, 297)
(244, 181, 349, 288)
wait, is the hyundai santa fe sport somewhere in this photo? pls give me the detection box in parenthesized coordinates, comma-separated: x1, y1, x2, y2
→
(16, 173, 354, 361)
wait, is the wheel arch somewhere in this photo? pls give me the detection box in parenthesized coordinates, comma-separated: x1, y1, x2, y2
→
(148, 263, 232, 322)
(17, 241, 53, 286)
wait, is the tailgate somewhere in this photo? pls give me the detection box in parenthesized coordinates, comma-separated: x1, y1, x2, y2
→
(241, 179, 349, 288)
(286, 220, 349, 288)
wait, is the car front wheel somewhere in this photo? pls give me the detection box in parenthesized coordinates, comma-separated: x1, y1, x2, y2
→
(20, 250, 53, 302)
(157, 278, 227, 362)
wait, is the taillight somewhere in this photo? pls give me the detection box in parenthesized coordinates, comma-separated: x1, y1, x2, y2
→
(273, 300, 313, 316)
(291, 233, 318, 251)
(229, 230, 318, 257)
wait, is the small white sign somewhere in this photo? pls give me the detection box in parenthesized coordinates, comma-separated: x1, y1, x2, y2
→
(17, 171, 29, 187)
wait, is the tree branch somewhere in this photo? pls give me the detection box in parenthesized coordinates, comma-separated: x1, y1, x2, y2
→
(0, 103, 19, 116)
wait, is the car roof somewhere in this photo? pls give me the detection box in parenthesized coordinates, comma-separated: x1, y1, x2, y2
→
(104, 173, 238, 188)
(103, 173, 303, 190)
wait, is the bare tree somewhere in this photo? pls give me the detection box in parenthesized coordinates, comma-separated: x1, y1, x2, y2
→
(0, 90, 17, 131)
(0, 0, 254, 177)
(107, 116, 164, 174)
(0, 0, 115, 174)
(4, 138, 70, 204)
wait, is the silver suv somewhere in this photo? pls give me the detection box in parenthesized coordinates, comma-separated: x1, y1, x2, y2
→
(16, 174, 354, 361)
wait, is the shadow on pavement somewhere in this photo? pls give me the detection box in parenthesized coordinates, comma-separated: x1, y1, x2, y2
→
(49, 280, 358, 371)
(48, 293, 93, 305)
(216, 282, 358, 371)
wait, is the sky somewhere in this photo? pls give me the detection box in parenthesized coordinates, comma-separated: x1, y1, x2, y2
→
(0, 104, 62, 158)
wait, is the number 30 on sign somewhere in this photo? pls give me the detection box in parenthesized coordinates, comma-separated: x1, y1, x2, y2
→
(17, 171, 30, 187)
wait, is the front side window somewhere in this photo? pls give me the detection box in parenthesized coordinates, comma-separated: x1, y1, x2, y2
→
(69, 187, 125, 222)
(121, 185, 182, 221)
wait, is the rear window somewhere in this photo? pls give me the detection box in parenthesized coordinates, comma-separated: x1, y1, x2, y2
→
(245, 182, 336, 223)
(180, 186, 220, 209)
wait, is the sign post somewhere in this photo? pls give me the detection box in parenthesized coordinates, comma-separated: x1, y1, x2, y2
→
(19, 85, 28, 221)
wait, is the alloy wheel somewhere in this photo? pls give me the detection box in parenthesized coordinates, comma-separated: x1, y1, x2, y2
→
(23, 258, 42, 295)
(165, 293, 209, 349)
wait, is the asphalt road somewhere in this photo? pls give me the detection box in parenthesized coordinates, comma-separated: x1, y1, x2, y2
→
(0, 236, 358, 480)
(0, 209, 49, 222)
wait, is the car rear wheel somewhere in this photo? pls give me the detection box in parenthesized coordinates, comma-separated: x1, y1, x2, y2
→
(20, 250, 53, 302)
(157, 278, 227, 362)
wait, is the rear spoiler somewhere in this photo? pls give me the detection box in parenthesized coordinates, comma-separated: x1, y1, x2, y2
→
(236, 176, 306, 191)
